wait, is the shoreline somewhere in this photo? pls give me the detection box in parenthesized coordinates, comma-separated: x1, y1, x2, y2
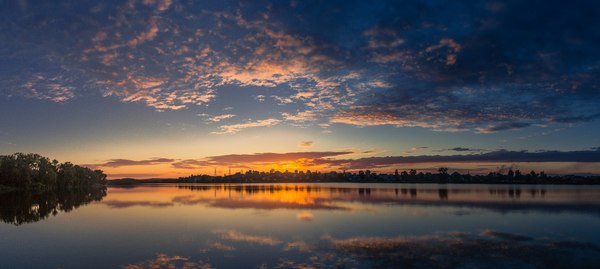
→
(107, 178, 600, 186)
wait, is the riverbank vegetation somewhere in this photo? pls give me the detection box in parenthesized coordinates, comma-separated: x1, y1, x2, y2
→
(0, 153, 107, 191)
(109, 168, 599, 185)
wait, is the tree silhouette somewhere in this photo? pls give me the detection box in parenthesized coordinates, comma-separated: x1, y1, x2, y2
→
(0, 153, 106, 190)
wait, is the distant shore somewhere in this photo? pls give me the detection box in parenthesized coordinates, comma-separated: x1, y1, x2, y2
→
(108, 171, 600, 185)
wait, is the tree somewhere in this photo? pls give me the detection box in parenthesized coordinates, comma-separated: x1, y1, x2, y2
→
(529, 170, 538, 178)
(438, 167, 449, 175)
(438, 167, 449, 181)
(0, 153, 106, 190)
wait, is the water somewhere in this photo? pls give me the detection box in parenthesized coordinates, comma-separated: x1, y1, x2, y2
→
(1, 183, 600, 268)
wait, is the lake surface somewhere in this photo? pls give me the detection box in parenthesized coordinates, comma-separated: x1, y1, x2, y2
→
(1, 183, 600, 268)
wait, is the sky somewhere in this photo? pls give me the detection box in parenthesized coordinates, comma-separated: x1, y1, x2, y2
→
(1, 0, 600, 178)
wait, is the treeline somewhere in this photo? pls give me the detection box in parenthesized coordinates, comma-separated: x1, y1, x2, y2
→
(0, 153, 107, 190)
(168, 168, 600, 185)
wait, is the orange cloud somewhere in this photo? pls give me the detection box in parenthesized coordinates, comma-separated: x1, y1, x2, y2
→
(127, 17, 159, 47)
(156, 0, 172, 13)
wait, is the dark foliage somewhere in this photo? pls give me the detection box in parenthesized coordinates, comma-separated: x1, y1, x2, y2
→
(169, 168, 600, 185)
(0, 153, 107, 190)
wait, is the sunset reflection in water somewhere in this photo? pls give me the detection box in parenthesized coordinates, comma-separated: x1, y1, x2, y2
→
(2, 183, 600, 268)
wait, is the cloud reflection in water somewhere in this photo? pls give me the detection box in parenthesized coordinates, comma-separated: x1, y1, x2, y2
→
(122, 253, 214, 269)
(102, 184, 600, 216)
(125, 230, 600, 269)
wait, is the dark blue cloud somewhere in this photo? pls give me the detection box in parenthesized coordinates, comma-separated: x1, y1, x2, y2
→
(448, 147, 478, 152)
(313, 148, 600, 169)
(477, 122, 532, 133)
(325, 0, 600, 130)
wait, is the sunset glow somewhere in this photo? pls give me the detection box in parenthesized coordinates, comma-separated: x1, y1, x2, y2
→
(1, 0, 600, 178)
(3, 2, 600, 269)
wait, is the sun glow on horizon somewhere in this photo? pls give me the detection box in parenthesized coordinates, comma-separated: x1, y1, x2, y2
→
(1, 0, 600, 177)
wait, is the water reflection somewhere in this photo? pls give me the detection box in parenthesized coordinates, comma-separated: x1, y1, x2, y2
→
(122, 253, 214, 269)
(2, 183, 600, 268)
(0, 187, 107, 225)
(102, 184, 600, 215)
(321, 231, 600, 268)
(124, 229, 600, 269)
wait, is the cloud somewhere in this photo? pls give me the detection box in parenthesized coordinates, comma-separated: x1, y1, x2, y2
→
(156, 0, 173, 13)
(330, 110, 426, 128)
(480, 230, 533, 241)
(436, 147, 489, 153)
(214, 118, 281, 134)
(424, 38, 462, 65)
(3, 0, 600, 135)
(449, 147, 476, 152)
(201, 114, 236, 122)
(550, 113, 600, 123)
(213, 229, 282, 246)
(204, 151, 352, 165)
(216, 56, 317, 88)
(127, 17, 160, 47)
(282, 111, 318, 123)
(206, 242, 235, 252)
(171, 150, 352, 169)
(363, 26, 405, 49)
(20, 77, 76, 102)
(402, 147, 429, 154)
(89, 150, 355, 172)
(298, 141, 314, 148)
(106, 173, 164, 178)
(102, 148, 600, 174)
(255, 94, 265, 102)
(170, 159, 213, 169)
(477, 122, 532, 133)
(85, 158, 175, 168)
(101, 79, 217, 112)
(284, 241, 314, 252)
(313, 149, 600, 170)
